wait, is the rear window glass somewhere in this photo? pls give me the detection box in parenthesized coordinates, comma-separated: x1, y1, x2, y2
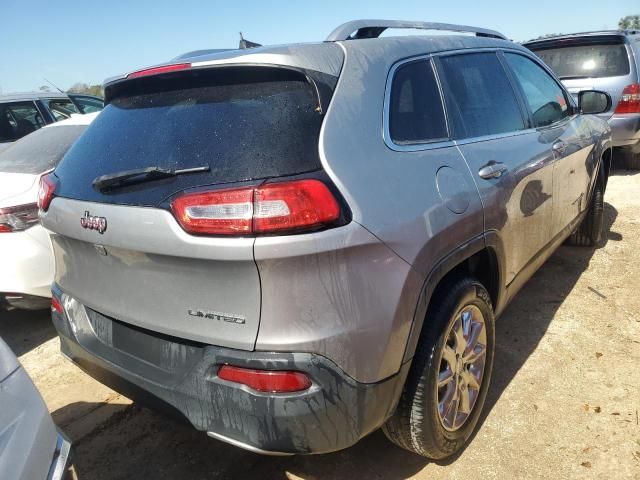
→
(55, 79, 323, 205)
(531, 43, 630, 79)
(389, 59, 448, 144)
(0, 125, 87, 174)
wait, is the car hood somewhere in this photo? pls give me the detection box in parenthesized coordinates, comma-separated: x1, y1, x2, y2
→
(0, 172, 39, 208)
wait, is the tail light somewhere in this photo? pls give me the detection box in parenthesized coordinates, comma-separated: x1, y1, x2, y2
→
(128, 63, 191, 79)
(217, 365, 312, 393)
(171, 179, 341, 236)
(615, 84, 640, 114)
(0, 203, 39, 233)
(38, 173, 57, 212)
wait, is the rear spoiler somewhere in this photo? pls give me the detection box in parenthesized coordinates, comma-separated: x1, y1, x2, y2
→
(102, 63, 337, 114)
(524, 34, 627, 49)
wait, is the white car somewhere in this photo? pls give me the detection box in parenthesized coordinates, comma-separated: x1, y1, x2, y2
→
(0, 113, 97, 310)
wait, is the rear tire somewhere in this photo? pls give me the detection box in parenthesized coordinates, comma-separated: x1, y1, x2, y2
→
(382, 278, 495, 459)
(567, 175, 604, 247)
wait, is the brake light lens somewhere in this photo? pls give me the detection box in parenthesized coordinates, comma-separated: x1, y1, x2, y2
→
(615, 84, 640, 114)
(38, 173, 57, 212)
(217, 365, 312, 393)
(51, 297, 63, 314)
(0, 203, 39, 233)
(171, 179, 341, 236)
(128, 63, 191, 79)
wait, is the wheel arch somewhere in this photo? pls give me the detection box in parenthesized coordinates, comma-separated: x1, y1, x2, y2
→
(402, 232, 505, 363)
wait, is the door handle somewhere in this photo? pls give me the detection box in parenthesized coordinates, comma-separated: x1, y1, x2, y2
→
(552, 141, 567, 155)
(478, 162, 508, 180)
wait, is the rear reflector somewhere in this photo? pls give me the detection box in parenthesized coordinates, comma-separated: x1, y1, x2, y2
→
(171, 179, 341, 236)
(217, 365, 312, 393)
(615, 84, 640, 114)
(51, 297, 63, 314)
(37, 173, 57, 212)
(127, 63, 191, 79)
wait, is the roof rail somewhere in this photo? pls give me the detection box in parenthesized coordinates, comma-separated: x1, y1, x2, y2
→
(326, 19, 508, 42)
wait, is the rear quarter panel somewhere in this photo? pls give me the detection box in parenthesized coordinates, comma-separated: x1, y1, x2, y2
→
(271, 39, 486, 381)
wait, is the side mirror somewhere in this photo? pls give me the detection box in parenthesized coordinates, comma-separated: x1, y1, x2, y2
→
(578, 90, 611, 115)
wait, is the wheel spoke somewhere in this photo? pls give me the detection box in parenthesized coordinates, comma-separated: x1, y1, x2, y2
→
(442, 345, 457, 369)
(464, 342, 486, 364)
(461, 369, 480, 390)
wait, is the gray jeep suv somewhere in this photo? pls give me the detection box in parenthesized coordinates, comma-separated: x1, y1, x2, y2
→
(40, 20, 612, 459)
(524, 30, 640, 169)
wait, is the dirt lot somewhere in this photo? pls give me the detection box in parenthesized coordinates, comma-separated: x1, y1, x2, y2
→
(1, 171, 639, 480)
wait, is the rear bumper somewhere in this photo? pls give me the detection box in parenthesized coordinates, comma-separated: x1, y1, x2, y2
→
(52, 287, 408, 455)
(609, 113, 640, 148)
(0, 224, 54, 299)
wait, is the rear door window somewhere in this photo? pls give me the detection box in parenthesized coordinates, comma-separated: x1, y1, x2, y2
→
(505, 53, 570, 127)
(437, 52, 525, 139)
(0, 102, 46, 142)
(531, 42, 630, 79)
(55, 76, 325, 206)
(389, 59, 448, 144)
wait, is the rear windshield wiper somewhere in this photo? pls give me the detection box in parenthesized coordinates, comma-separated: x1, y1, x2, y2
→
(93, 166, 209, 191)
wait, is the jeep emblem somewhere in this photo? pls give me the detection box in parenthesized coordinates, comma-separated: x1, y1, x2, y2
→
(80, 211, 107, 234)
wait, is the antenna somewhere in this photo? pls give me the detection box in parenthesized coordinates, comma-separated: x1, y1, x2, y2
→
(43, 77, 64, 94)
(239, 32, 262, 49)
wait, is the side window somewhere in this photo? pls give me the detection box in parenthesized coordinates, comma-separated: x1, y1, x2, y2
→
(74, 97, 104, 114)
(438, 52, 525, 139)
(47, 99, 79, 121)
(389, 59, 448, 144)
(0, 102, 45, 141)
(505, 53, 570, 128)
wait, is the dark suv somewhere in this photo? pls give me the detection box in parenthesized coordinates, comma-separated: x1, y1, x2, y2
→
(41, 20, 612, 459)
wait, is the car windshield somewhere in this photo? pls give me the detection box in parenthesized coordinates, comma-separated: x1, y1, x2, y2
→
(0, 125, 87, 174)
(531, 42, 630, 79)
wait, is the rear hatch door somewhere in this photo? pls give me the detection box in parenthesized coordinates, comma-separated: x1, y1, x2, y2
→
(42, 64, 333, 350)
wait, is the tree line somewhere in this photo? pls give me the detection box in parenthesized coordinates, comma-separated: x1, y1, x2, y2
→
(528, 14, 639, 41)
(39, 82, 103, 98)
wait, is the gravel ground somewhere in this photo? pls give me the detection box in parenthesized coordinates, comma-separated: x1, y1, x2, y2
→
(1, 170, 639, 480)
